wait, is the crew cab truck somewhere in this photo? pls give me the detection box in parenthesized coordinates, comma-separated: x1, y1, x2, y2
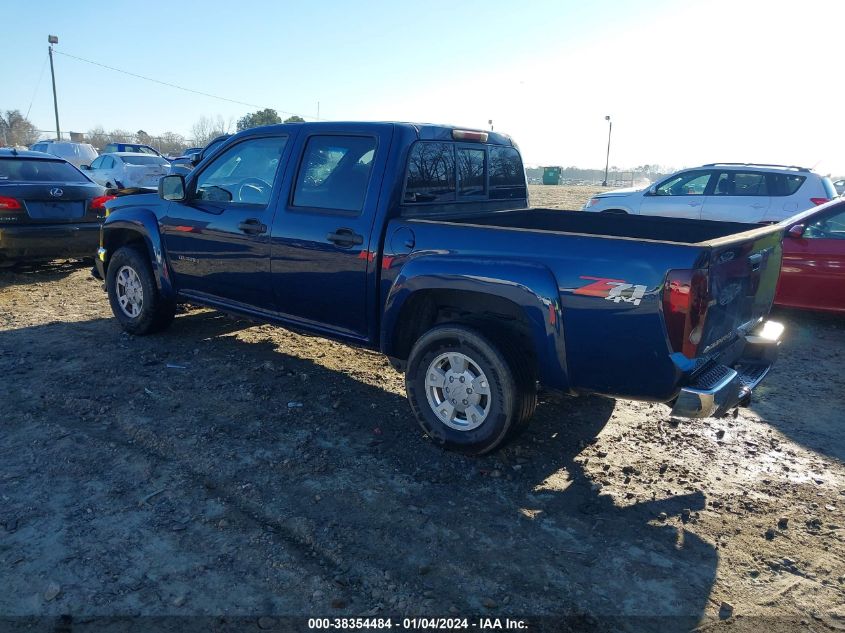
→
(94, 122, 785, 454)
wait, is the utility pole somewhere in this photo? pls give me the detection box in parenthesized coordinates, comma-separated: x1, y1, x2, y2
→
(489, 119, 494, 131)
(602, 115, 612, 187)
(48, 35, 61, 141)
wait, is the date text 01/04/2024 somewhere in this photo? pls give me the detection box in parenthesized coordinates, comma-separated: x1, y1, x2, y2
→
(307, 617, 529, 630)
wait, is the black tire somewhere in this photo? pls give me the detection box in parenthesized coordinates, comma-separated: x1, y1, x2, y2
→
(495, 334, 538, 438)
(405, 324, 532, 455)
(106, 244, 175, 335)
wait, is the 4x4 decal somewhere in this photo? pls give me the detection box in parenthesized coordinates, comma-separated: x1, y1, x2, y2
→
(574, 276, 647, 306)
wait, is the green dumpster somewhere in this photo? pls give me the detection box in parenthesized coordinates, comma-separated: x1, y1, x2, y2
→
(542, 166, 561, 185)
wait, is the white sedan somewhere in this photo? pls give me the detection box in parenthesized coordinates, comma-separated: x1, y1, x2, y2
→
(83, 152, 170, 189)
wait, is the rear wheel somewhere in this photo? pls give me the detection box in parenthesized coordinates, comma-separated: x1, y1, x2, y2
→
(405, 324, 534, 454)
(106, 245, 175, 335)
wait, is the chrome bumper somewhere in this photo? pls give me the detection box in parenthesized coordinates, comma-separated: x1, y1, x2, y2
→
(671, 320, 783, 418)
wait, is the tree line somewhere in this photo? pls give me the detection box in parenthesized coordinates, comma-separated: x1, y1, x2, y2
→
(0, 108, 306, 156)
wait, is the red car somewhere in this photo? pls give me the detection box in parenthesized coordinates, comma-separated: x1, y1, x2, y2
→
(775, 199, 845, 312)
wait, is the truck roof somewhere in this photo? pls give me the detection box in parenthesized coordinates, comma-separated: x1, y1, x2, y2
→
(232, 121, 517, 147)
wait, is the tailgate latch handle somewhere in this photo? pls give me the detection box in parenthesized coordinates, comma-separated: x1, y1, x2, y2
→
(748, 252, 763, 272)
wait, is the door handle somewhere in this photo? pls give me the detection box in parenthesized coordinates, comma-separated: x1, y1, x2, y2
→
(327, 228, 364, 247)
(750, 203, 766, 209)
(688, 201, 701, 207)
(238, 218, 267, 235)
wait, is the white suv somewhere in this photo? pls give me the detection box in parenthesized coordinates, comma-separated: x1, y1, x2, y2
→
(583, 163, 838, 223)
(29, 141, 99, 170)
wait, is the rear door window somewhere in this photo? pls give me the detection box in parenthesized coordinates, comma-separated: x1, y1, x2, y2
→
(713, 171, 769, 196)
(292, 135, 377, 212)
(404, 142, 455, 203)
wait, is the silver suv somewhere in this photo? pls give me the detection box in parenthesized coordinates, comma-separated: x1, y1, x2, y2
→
(29, 141, 99, 170)
(583, 163, 838, 223)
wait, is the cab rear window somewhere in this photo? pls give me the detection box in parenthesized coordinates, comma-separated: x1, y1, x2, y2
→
(403, 142, 525, 205)
(0, 159, 89, 183)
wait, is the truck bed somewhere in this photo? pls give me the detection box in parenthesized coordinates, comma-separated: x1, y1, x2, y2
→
(434, 207, 772, 245)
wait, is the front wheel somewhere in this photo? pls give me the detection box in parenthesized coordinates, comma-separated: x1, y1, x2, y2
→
(405, 324, 529, 455)
(106, 245, 175, 335)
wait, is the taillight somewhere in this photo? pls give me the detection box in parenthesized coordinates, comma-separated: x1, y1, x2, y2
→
(0, 196, 22, 210)
(663, 269, 709, 358)
(90, 195, 116, 211)
(810, 197, 829, 206)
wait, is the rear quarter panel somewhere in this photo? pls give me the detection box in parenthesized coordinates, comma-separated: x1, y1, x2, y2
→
(380, 218, 706, 400)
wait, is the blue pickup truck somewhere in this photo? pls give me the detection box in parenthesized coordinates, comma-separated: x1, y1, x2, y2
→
(94, 122, 785, 454)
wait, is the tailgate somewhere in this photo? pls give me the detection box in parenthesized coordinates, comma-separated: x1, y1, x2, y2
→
(698, 227, 783, 356)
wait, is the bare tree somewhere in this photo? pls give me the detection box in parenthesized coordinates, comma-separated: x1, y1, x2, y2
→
(156, 131, 187, 157)
(0, 110, 39, 147)
(107, 129, 134, 143)
(190, 115, 231, 146)
(86, 126, 109, 150)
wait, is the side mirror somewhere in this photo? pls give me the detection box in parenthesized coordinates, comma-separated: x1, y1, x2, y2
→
(80, 164, 90, 170)
(647, 184, 657, 195)
(787, 224, 805, 238)
(190, 152, 203, 166)
(159, 174, 187, 201)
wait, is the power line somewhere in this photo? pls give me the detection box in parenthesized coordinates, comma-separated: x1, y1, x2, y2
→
(53, 50, 322, 121)
(24, 52, 50, 120)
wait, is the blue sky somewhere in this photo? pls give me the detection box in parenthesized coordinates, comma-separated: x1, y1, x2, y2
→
(3, 0, 844, 174)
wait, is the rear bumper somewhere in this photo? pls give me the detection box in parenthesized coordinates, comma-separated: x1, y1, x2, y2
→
(0, 222, 100, 263)
(671, 320, 783, 418)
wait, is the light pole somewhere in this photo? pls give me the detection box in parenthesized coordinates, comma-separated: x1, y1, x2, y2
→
(602, 115, 612, 187)
(488, 119, 494, 131)
(48, 35, 61, 141)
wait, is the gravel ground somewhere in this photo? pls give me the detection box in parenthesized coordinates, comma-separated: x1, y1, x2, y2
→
(1, 188, 844, 632)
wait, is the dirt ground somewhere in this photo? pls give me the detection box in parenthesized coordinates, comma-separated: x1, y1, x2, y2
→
(529, 184, 605, 210)
(1, 187, 844, 632)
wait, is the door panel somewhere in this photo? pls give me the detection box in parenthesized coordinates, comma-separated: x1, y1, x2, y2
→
(702, 170, 771, 223)
(777, 210, 845, 311)
(270, 128, 393, 339)
(161, 135, 292, 310)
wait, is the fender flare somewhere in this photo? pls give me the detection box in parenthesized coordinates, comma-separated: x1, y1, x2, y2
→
(101, 208, 175, 299)
(381, 256, 569, 390)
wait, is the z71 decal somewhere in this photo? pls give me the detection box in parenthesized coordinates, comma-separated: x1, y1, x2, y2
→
(573, 276, 647, 306)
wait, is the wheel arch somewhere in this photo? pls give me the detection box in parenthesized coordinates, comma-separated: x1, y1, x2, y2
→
(102, 209, 174, 299)
(381, 257, 570, 391)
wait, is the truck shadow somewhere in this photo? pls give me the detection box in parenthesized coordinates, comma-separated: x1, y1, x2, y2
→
(749, 307, 845, 463)
(0, 311, 716, 631)
(0, 259, 91, 289)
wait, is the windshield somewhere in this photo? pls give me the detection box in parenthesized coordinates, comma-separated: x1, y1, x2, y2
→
(0, 158, 90, 183)
(120, 155, 169, 166)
